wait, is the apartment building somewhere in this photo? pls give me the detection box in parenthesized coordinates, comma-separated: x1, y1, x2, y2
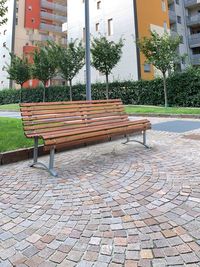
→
(67, 0, 170, 84)
(168, 0, 200, 68)
(0, 0, 67, 90)
(0, 0, 15, 89)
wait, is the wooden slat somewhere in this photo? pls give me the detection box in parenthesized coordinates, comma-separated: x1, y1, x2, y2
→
(21, 107, 125, 119)
(25, 117, 129, 137)
(44, 122, 150, 144)
(44, 123, 148, 147)
(20, 101, 123, 112)
(20, 99, 122, 107)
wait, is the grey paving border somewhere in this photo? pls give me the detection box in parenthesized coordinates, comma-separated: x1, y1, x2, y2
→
(129, 113, 200, 119)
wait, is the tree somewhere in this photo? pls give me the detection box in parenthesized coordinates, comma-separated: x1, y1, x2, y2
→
(6, 53, 31, 102)
(137, 31, 182, 107)
(58, 41, 85, 101)
(0, 0, 8, 26)
(91, 37, 123, 99)
(32, 41, 59, 101)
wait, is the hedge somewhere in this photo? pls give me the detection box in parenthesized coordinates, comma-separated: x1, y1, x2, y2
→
(0, 68, 200, 107)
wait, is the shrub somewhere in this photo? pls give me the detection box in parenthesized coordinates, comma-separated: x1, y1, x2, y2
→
(0, 68, 200, 107)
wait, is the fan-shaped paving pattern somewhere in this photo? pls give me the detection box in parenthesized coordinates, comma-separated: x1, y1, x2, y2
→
(0, 131, 200, 266)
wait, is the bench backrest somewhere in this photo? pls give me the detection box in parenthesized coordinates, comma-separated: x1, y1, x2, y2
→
(20, 99, 128, 138)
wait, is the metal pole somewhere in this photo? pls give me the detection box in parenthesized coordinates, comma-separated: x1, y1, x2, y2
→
(85, 0, 92, 100)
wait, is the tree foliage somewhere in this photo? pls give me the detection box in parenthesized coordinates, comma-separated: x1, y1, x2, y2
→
(0, 0, 8, 26)
(32, 41, 59, 101)
(137, 31, 182, 107)
(91, 37, 123, 99)
(58, 41, 85, 101)
(6, 53, 31, 87)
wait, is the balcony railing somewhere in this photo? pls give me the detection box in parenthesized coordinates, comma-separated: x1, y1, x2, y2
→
(186, 15, 200, 26)
(40, 11, 66, 23)
(184, 0, 200, 8)
(191, 54, 200, 65)
(29, 34, 55, 42)
(40, 23, 63, 33)
(188, 33, 200, 47)
(41, 0, 67, 14)
(169, 10, 176, 23)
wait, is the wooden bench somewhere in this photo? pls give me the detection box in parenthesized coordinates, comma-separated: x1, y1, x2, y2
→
(20, 99, 151, 176)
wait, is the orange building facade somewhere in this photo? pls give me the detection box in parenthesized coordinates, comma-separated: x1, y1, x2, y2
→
(135, 0, 170, 80)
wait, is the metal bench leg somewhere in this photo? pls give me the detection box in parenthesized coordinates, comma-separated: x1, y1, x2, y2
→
(49, 148, 58, 177)
(122, 131, 150, 149)
(30, 137, 38, 166)
(30, 139, 58, 177)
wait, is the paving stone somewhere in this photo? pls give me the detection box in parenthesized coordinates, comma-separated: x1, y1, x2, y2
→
(140, 249, 153, 259)
(67, 250, 84, 262)
(49, 251, 66, 263)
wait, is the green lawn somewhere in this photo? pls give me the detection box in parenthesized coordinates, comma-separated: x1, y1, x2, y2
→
(0, 117, 42, 153)
(1, 103, 200, 115)
(125, 105, 200, 115)
(0, 104, 20, 111)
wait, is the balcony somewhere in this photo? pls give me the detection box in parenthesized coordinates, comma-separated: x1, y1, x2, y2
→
(188, 33, 200, 47)
(29, 34, 55, 42)
(40, 23, 63, 33)
(169, 10, 176, 23)
(186, 15, 200, 26)
(184, 0, 200, 8)
(41, 0, 67, 14)
(191, 54, 200, 65)
(40, 11, 66, 23)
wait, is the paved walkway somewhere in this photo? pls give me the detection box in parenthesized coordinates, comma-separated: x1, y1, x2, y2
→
(0, 112, 21, 119)
(0, 118, 200, 266)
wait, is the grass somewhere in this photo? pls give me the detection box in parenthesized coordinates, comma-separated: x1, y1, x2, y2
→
(0, 104, 20, 111)
(1, 103, 200, 115)
(125, 105, 200, 115)
(0, 117, 42, 153)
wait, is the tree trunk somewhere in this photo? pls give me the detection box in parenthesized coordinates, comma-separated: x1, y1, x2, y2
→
(42, 81, 47, 102)
(162, 72, 168, 108)
(43, 87, 46, 102)
(106, 74, 109, 100)
(19, 84, 23, 103)
(69, 80, 72, 101)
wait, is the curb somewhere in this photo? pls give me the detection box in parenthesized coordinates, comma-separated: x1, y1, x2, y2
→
(0, 136, 120, 166)
(128, 113, 200, 119)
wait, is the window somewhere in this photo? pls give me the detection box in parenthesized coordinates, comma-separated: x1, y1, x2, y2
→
(144, 64, 151, 72)
(95, 23, 99, 32)
(175, 0, 179, 4)
(162, 0, 166, 12)
(180, 35, 184, 44)
(3, 42, 6, 47)
(97, 1, 101, 9)
(108, 18, 113, 36)
(177, 16, 181, 24)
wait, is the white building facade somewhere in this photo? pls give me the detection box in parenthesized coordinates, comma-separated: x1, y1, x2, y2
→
(67, 0, 139, 84)
(0, 0, 15, 90)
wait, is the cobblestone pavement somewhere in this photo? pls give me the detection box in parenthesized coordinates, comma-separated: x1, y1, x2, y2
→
(0, 118, 200, 266)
